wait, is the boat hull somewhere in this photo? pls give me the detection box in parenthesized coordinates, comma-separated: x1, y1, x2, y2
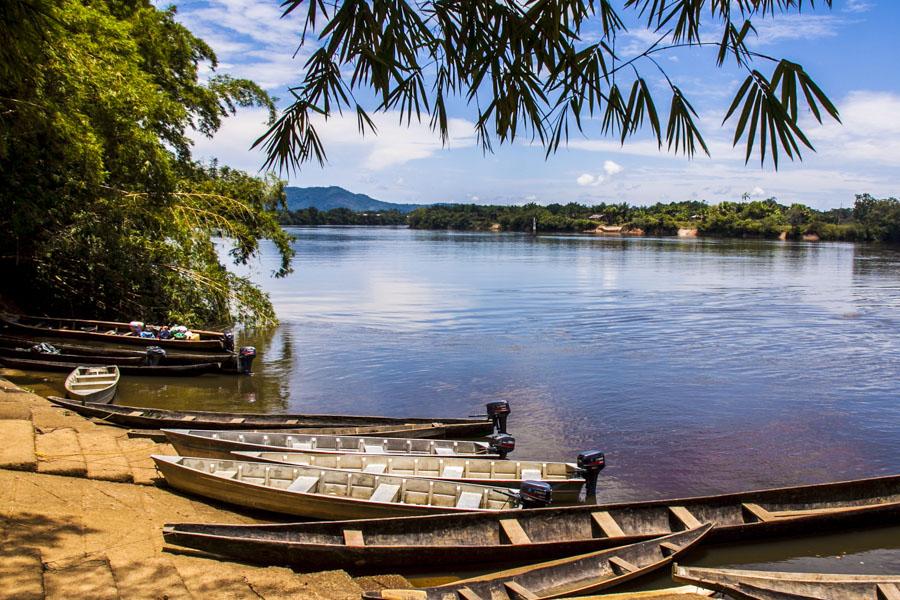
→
(1, 314, 226, 351)
(153, 456, 517, 520)
(43, 396, 493, 436)
(65, 365, 119, 405)
(162, 474, 900, 570)
(1, 356, 220, 376)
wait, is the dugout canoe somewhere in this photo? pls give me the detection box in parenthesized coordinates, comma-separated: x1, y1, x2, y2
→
(0, 314, 227, 351)
(163, 428, 506, 459)
(64, 365, 119, 405)
(0, 345, 145, 366)
(161, 473, 900, 570)
(44, 396, 495, 437)
(672, 565, 900, 600)
(0, 334, 237, 364)
(152, 455, 532, 519)
(0, 356, 220, 375)
(364, 525, 712, 599)
(234, 451, 592, 502)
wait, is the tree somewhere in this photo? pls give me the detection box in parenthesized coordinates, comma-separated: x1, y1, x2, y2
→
(258, 1, 841, 173)
(0, 0, 294, 326)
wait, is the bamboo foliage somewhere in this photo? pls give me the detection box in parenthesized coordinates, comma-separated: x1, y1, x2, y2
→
(258, 0, 840, 171)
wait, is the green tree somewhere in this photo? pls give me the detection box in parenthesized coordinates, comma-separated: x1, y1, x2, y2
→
(0, 0, 293, 326)
(258, 1, 840, 172)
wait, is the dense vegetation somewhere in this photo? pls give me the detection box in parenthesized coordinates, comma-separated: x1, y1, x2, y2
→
(280, 208, 407, 227)
(0, 0, 293, 326)
(407, 195, 900, 243)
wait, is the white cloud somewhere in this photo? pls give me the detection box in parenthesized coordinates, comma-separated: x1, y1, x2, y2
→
(603, 160, 623, 176)
(749, 14, 843, 46)
(844, 0, 872, 13)
(807, 91, 900, 166)
(750, 186, 766, 197)
(576, 173, 597, 186)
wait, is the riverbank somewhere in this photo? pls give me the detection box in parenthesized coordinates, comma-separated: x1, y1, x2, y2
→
(0, 374, 410, 599)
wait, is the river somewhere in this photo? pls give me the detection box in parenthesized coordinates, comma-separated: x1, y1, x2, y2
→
(10, 226, 900, 578)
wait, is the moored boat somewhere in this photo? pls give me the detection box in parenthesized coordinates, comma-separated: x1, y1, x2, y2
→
(233, 450, 604, 503)
(363, 525, 712, 599)
(44, 396, 497, 438)
(0, 313, 228, 351)
(672, 565, 900, 600)
(152, 455, 550, 519)
(64, 365, 119, 405)
(1, 356, 220, 376)
(161, 473, 900, 570)
(163, 428, 510, 459)
(0, 334, 238, 365)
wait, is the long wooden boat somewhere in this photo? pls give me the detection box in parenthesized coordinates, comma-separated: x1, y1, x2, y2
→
(44, 396, 495, 437)
(0, 345, 146, 366)
(0, 356, 220, 376)
(152, 455, 534, 519)
(234, 451, 586, 502)
(161, 474, 900, 570)
(163, 429, 505, 459)
(0, 314, 227, 351)
(364, 526, 712, 599)
(64, 365, 119, 405)
(672, 565, 900, 600)
(0, 334, 237, 364)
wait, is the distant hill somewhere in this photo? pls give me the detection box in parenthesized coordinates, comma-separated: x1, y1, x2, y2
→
(284, 186, 423, 214)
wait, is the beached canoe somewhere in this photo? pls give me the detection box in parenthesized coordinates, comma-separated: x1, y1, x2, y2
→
(163, 429, 509, 459)
(0, 334, 237, 365)
(0, 346, 146, 366)
(233, 451, 591, 502)
(44, 396, 496, 438)
(152, 455, 548, 519)
(0, 314, 228, 351)
(672, 565, 900, 600)
(64, 365, 119, 405)
(0, 356, 220, 376)
(364, 525, 712, 599)
(161, 473, 900, 570)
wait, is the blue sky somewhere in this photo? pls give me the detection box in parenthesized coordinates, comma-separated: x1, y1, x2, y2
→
(172, 0, 900, 209)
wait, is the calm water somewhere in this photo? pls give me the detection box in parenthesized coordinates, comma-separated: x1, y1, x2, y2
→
(9, 227, 900, 575)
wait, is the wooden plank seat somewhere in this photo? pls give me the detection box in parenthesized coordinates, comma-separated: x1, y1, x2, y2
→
(362, 463, 388, 474)
(363, 444, 384, 454)
(441, 465, 464, 478)
(370, 483, 401, 503)
(877, 583, 900, 600)
(434, 447, 453, 455)
(212, 470, 238, 479)
(343, 529, 365, 547)
(669, 505, 702, 529)
(127, 410, 144, 416)
(457, 588, 485, 600)
(499, 519, 531, 545)
(229, 417, 245, 424)
(456, 491, 482, 509)
(591, 511, 626, 538)
(287, 476, 320, 493)
(180, 415, 196, 421)
(742, 502, 774, 522)
(503, 581, 539, 599)
(659, 541, 681, 555)
(608, 556, 639, 574)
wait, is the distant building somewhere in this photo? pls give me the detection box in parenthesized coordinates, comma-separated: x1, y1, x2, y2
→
(588, 214, 604, 220)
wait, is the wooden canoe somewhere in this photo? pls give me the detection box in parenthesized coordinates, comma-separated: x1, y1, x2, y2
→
(161, 473, 900, 570)
(0, 345, 147, 366)
(152, 455, 523, 519)
(0, 314, 226, 351)
(163, 429, 501, 459)
(0, 334, 238, 365)
(365, 525, 712, 599)
(64, 365, 119, 405)
(0, 356, 220, 376)
(672, 565, 900, 600)
(234, 451, 586, 502)
(44, 396, 494, 437)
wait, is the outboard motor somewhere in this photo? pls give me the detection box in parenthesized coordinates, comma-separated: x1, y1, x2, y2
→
(517, 480, 553, 509)
(145, 346, 166, 366)
(485, 400, 511, 434)
(487, 433, 515, 459)
(223, 331, 235, 353)
(577, 450, 606, 497)
(237, 346, 257, 374)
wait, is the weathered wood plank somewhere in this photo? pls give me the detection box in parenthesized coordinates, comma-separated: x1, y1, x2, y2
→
(742, 502, 774, 522)
(343, 529, 365, 547)
(609, 556, 640, 573)
(878, 582, 900, 600)
(504, 580, 539, 599)
(500, 518, 531, 545)
(669, 505, 702, 529)
(591, 511, 626, 538)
